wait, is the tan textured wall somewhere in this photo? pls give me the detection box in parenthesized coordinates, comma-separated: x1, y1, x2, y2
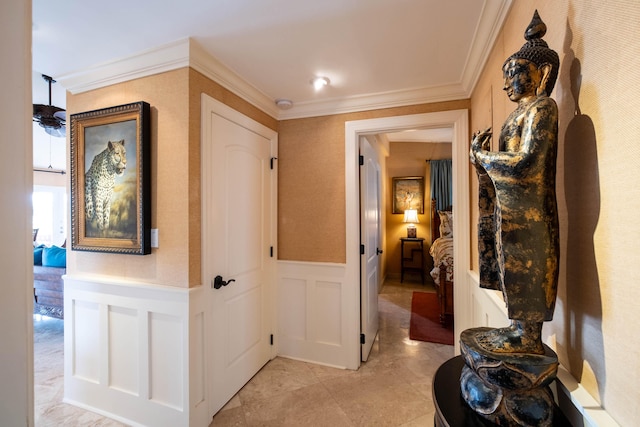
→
(67, 69, 192, 287)
(278, 100, 469, 263)
(469, 2, 640, 424)
(67, 68, 277, 288)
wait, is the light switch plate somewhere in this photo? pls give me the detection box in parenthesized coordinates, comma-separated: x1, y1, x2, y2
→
(150, 229, 158, 248)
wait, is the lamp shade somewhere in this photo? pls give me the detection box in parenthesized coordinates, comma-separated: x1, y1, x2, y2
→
(403, 209, 419, 224)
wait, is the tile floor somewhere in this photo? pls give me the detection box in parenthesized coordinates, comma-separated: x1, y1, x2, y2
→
(34, 277, 454, 426)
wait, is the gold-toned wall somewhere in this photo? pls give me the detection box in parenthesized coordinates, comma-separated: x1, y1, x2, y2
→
(67, 68, 277, 288)
(67, 69, 192, 287)
(469, 2, 640, 424)
(386, 203, 430, 278)
(278, 100, 469, 263)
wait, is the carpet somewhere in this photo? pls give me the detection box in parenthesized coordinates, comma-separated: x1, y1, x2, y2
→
(409, 291, 454, 345)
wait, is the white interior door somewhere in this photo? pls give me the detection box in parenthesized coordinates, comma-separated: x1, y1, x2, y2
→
(360, 136, 381, 361)
(201, 94, 276, 416)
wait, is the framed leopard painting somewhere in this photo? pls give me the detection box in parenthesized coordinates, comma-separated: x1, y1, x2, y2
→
(70, 101, 151, 255)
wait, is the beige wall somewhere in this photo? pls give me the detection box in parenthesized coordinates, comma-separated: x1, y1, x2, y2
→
(66, 72, 467, 284)
(278, 100, 469, 263)
(469, 2, 640, 425)
(67, 69, 192, 287)
(67, 68, 277, 288)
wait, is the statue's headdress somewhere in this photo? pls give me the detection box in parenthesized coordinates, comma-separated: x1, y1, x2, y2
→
(505, 10, 559, 95)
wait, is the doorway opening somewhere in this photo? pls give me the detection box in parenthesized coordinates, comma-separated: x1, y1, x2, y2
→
(346, 109, 470, 369)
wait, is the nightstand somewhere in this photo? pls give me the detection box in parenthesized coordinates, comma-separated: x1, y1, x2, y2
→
(400, 237, 425, 284)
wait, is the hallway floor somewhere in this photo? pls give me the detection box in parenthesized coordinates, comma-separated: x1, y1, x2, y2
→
(34, 277, 454, 426)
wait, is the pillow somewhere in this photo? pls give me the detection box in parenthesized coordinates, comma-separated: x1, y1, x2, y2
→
(34, 244, 45, 265)
(438, 210, 453, 238)
(42, 245, 66, 268)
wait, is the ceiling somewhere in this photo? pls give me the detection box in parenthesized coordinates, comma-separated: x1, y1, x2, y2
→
(31, 0, 512, 170)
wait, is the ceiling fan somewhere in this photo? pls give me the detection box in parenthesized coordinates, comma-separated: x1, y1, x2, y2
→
(33, 74, 66, 138)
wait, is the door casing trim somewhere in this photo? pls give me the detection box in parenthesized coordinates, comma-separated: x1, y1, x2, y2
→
(345, 109, 470, 368)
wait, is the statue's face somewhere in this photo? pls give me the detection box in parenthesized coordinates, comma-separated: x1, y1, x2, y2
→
(502, 59, 541, 102)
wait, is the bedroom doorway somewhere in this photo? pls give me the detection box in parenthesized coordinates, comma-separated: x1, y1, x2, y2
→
(384, 138, 452, 281)
(346, 109, 470, 368)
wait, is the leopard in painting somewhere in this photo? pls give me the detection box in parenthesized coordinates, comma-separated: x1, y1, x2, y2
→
(85, 139, 127, 230)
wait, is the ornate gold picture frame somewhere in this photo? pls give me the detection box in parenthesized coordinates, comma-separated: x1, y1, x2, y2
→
(70, 101, 151, 254)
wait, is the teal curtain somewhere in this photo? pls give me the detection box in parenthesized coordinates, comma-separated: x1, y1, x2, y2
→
(430, 159, 452, 211)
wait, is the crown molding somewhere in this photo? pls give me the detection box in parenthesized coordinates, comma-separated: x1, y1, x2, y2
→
(57, 38, 282, 118)
(57, 39, 191, 95)
(187, 40, 280, 118)
(277, 83, 469, 120)
(54, 0, 512, 120)
(460, 0, 513, 94)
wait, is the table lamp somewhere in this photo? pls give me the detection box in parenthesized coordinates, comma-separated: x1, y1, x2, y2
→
(403, 209, 419, 238)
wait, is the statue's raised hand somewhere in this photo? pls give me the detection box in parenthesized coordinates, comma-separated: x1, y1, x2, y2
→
(470, 127, 492, 164)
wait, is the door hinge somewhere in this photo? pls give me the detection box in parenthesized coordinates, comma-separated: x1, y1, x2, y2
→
(360, 333, 365, 344)
(270, 246, 274, 257)
(270, 157, 278, 170)
(270, 334, 274, 345)
(360, 244, 365, 255)
(359, 155, 364, 166)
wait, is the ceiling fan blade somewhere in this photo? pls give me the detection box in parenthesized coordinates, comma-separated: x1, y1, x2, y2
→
(44, 125, 66, 138)
(53, 110, 66, 123)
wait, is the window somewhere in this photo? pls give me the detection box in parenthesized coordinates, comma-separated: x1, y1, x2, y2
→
(32, 185, 67, 247)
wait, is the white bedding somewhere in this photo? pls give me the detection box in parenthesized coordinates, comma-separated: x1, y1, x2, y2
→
(429, 237, 453, 284)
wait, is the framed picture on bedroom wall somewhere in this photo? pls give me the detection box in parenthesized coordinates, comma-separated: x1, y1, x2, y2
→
(70, 101, 151, 255)
(392, 176, 424, 214)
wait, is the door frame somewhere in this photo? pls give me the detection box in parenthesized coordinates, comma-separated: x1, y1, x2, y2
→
(345, 109, 470, 369)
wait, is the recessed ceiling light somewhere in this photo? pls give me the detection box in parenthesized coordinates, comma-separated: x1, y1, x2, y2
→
(311, 76, 330, 91)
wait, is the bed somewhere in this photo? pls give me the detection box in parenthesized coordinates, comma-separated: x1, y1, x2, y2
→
(429, 199, 453, 325)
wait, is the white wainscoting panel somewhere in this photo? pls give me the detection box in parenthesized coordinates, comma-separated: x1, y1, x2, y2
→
(108, 306, 138, 395)
(72, 300, 101, 383)
(276, 261, 353, 369)
(64, 275, 208, 427)
(149, 312, 183, 409)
